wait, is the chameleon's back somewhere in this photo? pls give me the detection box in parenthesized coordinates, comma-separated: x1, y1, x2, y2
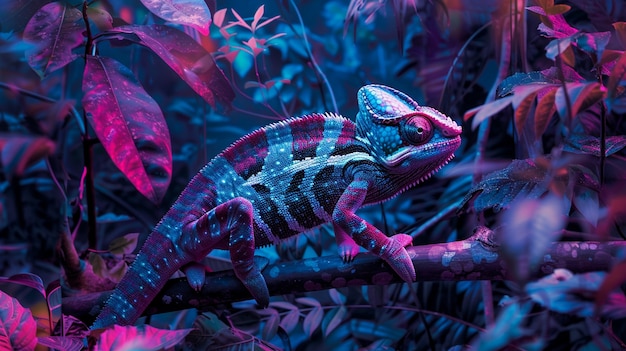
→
(200, 112, 371, 246)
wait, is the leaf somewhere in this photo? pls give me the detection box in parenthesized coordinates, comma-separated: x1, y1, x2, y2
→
(564, 134, 626, 157)
(82, 55, 172, 203)
(613, 22, 626, 49)
(606, 52, 626, 110)
(0, 0, 52, 32)
(465, 96, 514, 130)
(86, 7, 113, 31)
(109, 25, 234, 108)
(0, 290, 38, 351)
(461, 159, 550, 213)
(498, 194, 565, 283)
(262, 309, 279, 340)
(295, 297, 321, 308)
(139, 0, 211, 35)
(471, 302, 530, 351)
(251, 5, 264, 32)
(554, 82, 605, 122)
(595, 260, 626, 316)
(0, 135, 55, 180)
(514, 90, 539, 137)
(212, 8, 227, 27)
(0, 274, 45, 298)
(23, 2, 83, 79)
(302, 306, 322, 337)
(93, 324, 193, 350)
(230, 8, 251, 31)
(322, 306, 346, 337)
(534, 87, 558, 138)
(527, 269, 626, 320)
(573, 187, 599, 226)
(37, 336, 83, 351)
(108, 233, 139, 255)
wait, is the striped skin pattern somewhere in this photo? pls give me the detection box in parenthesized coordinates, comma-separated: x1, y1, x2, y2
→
(91, 85, 462, 329)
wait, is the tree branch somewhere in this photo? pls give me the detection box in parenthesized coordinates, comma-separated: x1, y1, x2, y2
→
(63, 229, 626, 325)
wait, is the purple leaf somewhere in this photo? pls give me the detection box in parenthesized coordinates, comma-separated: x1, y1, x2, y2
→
(37, 336, 84, 351)
(0, 0, 52, 32)
(0, 135, 56, 180)
(0, 290, 38, 351)
(82, 55, 172, 203)
(527, 269, 626, 319)
(564, 134, 626, 157)
(23, 2, 83, 79)
(554, 82, 605, 122)
(108, 25, 234, 108)
(322, 305, 346, 337)
(0, 273, 45, 297)
(499, 194, 565, 282)
(303, 306, 322, 337)
(139, 0, 211, 35)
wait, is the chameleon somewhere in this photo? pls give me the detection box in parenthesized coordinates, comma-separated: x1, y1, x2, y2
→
(90, 84, 462, 329)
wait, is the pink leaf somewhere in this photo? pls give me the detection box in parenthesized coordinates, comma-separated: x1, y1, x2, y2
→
(23, 2, 83, 79)
(109, 25, 234, 107)
(251, 5, 264, 32)
(212, 8, 227, 27)
(0, 135, 55, 180)
(82, 56, 172, 203)
(93, 324, 193, 350)
(469, 96, 514, 130)
(139, 0, 211, 35)
(0, 291, 38, 351)
(231, 8, 251, 31)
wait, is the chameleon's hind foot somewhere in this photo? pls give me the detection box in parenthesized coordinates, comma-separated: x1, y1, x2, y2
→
(182, 262, 206, 292)
(240, 268, 270, 307)
(381, 234, 416, 283)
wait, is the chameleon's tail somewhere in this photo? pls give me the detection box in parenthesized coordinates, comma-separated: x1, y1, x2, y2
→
(90, 229, 189, 329)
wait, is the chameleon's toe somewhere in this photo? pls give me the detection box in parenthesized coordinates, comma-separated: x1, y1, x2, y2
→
(338, 243, 360, 263)
(382, 235, 416, 282)
(182, 262, 206, 292)
(391, 234, 414, 247)
(242, 271, 270, 307)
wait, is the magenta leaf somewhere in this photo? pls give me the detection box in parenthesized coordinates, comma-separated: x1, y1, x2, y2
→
(93, 324, 193, 350)
(107, 25, 234, 108)
(0, 273, 45, 297)
(37, 336, 83, 351)
(0, 135, 56, 180)
(139, 0, 211, 35)
(0, 291, 38, 351)
(23, 2, 84, 79)
(498, 194, 565, 283)
(82, 55, 172, 203)
(564, 134, 626, 157)
(527, 269, 626, 320)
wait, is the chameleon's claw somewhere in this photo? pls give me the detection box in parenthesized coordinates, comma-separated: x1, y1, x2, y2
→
(241, 270, 270, 307)
(182, 262, 206, 292)
(381, 234, 416, 282)
(338, 243, 360, 263)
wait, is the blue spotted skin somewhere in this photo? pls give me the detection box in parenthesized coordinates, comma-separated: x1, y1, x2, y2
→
(91, 85, 462, 329)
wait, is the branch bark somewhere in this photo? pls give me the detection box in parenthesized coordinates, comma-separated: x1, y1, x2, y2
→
(63, 228, 626, 325)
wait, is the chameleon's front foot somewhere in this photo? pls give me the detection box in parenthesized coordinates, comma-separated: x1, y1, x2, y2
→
(380, 234, 416, 282)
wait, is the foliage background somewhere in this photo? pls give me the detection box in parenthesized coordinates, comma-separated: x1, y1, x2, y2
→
(0, 0, 626, 350)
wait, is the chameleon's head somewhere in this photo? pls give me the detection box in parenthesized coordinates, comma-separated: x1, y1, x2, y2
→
(356, 84, 461, 186)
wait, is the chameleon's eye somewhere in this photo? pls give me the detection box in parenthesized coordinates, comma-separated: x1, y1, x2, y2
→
(402, 115, 433, 145)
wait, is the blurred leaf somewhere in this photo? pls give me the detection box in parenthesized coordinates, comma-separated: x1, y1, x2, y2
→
(595, 260, 626, 316)
(0, 290, 37, 351)
(270, 301, 298, 333)
(261, 309, 279, 340)
(0, 273, 45, 297)
(573, 187, 599, 226)
(322, 305, 346, 337)
(461, 159, 549, 212)
(606, 52, 626, 110)
(612, 22, 626, 49)
(302, 306, 322, 337)
(139, 0, 211, 35)
(471, 302, 531, 351)
(499, 194, 565, 282)
(37, 336, 83, 351)
(564, 134, 626, 157)
(213, 8, 226, 27)
(527, 269, 626, 319)
(0, 0, 52, 32)
(93, 324, 193, 350)
(108, 233, 139, 255)
(82, 55, 172, 204)
(109, 24, 235, 108)
(514, 90, 539, 137)
(554, 82, 605, 122)
(86, 7, 113, 31)
(295, 297, 321, 308)
(534, 87, 558, 138)
(0, 135, 55, 180)
(464, 96, 514, 130)
(23, 2, 83, 79)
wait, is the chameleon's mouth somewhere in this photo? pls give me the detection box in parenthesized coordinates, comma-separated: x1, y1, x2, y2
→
(385, 136, 461, 167)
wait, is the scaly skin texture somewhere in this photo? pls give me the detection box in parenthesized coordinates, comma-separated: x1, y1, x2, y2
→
(91, 84, 462, 329)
